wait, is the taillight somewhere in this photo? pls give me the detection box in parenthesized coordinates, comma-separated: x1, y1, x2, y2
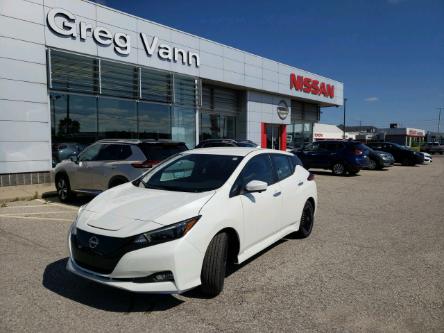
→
(354, 149, 363, 156)
(131, 160, 160, 168)
(307, 173, 315, 181)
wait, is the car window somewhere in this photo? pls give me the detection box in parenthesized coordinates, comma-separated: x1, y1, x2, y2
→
(143, 154, 243, 192)
(138, 143, 188, 161)
(241, 154, 275, 186)
(289, 155, 302, 171)
(96, 144, 132, 161)
(78, 144, 102, 161)
(270, 154, 293, 181)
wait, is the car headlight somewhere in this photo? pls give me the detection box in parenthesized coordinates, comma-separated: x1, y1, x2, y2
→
(70, 204, 86, 237)
(133, 216, 201, 248)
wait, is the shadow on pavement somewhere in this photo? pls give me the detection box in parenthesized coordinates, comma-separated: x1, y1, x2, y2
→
(42, 194, 93, 207)
(310, 170, 361, 177)
(43, 258, 183, 312)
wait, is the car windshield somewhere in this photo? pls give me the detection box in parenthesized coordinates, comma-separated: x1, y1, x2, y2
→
(141, 154, 243, 192)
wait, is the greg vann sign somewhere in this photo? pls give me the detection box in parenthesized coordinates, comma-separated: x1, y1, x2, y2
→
(47, 8, 200, 67)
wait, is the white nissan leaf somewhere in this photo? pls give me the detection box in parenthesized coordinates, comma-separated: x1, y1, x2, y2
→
(67, 148, 317, 297)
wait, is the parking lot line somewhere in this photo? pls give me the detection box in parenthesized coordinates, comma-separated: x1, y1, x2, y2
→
(0, 211, 72, 216)
(0, 215, 72, 222)
(35, 199, 79, 210)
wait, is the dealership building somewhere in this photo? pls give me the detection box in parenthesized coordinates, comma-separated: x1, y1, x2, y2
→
(0, 0, 343, 186)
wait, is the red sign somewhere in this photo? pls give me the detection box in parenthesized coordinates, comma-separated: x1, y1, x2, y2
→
(290, 73, 335, 98)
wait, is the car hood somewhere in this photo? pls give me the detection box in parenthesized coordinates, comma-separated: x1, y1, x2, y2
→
(77, 182, 215, 234)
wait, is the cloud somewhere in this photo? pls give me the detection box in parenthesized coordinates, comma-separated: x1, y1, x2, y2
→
(364, 97, 379, 102)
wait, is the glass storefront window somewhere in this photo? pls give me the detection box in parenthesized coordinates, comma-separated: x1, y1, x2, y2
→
(200, 113, 220, 140)
(172, 107, 196, 149)
(287, 122, 313, 150)
(50, 93, 97, 144)
(138, 102, 171, 140)
(98, 98, 137, 139)
(200, 113, 236, 141)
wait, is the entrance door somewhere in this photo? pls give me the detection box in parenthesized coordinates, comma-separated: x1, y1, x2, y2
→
(262, 123, 286, 150)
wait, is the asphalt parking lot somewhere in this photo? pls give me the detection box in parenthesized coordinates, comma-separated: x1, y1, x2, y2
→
(1, 157, 443, 332)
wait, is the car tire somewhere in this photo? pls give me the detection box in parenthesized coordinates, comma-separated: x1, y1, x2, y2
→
(55, 174, 73, 202)
(368, 159, 377, 170)
(200, 232, 229, 297)
(331, 162, 346, 176)
(295, 200, 314, 239)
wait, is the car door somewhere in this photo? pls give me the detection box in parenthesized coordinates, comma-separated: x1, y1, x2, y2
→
(270, 154, 305, 228)
(236, 154, 282, 249)
(70, 143, 102, 190)
(95, 144, 133, 189)
(300, 142, 323, 168)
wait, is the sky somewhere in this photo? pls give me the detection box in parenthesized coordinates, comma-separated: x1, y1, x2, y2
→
(92, 0, 444, 131)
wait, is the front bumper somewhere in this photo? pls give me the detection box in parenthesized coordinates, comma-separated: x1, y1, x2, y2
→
(67, 230, 204, 293)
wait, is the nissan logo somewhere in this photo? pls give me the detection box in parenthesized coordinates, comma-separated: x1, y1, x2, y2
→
(88, 236, 99, 249)
(277, 100, 289, 120)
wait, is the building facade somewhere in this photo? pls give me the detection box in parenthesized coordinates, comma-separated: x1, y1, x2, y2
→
(0, 0, 343, 185)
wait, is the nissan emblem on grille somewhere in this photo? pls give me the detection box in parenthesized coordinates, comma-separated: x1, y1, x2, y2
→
(88, 236, 99, 249)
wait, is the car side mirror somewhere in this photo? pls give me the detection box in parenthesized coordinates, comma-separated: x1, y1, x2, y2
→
(70, 155, 79, 163)
(245, 180, 268, 193)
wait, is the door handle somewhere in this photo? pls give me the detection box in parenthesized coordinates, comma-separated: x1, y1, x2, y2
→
(273, 191, 281, 197)
(298, 181, 304, 186)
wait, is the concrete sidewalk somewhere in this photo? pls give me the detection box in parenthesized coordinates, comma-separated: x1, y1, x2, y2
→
(0, 183, 57, 203)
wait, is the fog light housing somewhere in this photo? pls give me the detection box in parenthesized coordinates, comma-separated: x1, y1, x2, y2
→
(150, 271, 174, 282)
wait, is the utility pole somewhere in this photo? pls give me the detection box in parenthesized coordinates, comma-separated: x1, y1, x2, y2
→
(343, 98, 347, 139)
(437, 107, 443, 134)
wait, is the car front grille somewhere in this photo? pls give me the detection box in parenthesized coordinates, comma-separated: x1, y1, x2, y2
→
(71, 229, 136, 274)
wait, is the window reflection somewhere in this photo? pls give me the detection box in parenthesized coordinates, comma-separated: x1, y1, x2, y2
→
(50, 93, 97, 144)
(172, 107, 196, 149)
(98, 98, 137, 139)
(200, 113, 236, 141)
(138, 102, 171, 140)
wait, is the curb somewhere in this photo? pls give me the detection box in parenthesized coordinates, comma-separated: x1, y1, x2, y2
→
(0, 190, 58, 204)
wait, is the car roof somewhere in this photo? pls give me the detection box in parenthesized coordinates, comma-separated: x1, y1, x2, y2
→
(96, 139, 185, 145)
(185, 147, 292, 157)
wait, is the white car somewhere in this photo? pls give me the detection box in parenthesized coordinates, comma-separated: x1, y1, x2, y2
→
(419, 152, 432, 164)
(67, 148, 317, 296)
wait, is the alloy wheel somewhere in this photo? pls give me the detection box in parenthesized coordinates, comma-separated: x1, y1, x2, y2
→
(57, 178, 68, 200)
(300, 205, 313, 235)
(368, 159, 377, 170)
(332, 163, 345, 175)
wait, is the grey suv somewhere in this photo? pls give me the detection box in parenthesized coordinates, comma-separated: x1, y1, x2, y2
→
(54, 139, 187, 202)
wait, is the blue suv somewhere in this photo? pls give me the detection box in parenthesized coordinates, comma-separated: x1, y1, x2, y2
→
(292, 140, 370, 175)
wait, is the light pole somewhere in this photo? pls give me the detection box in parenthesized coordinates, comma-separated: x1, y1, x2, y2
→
(437, 107, 443, 134)
(343, 98, 347, 139)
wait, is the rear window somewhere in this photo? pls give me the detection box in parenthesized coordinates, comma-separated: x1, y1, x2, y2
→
(138, 143, 188, 161)
(270, 154, 293, 181)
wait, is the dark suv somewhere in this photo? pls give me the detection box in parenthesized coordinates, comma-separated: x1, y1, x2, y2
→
(293, 140, 370, 175)
(196, 139, 259, 148)
(366, 142, 424, 166)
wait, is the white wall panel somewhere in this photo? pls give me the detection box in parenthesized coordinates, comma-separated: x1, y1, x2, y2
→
(0, 141, 50, 162)
(0, 0, 44, 24)
(44, 0, 96, 21)
(0, 58, 46, 84)
(199, 52, 223, 69)
(0, 37, 46, 64)
(0, 160, 51, 173)
(223, 58, 244, 73)
(0, 79, 47, 103)
(199, 38, 223, 56)
(137, 19, 172, 42)
(0, 15, 44, 44)
(171, 30, 199, 50)
(0, 121, 49, 142)
(0, 100, 48, 122)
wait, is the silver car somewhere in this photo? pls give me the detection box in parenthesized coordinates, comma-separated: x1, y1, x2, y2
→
(54, 139, 187, 202)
